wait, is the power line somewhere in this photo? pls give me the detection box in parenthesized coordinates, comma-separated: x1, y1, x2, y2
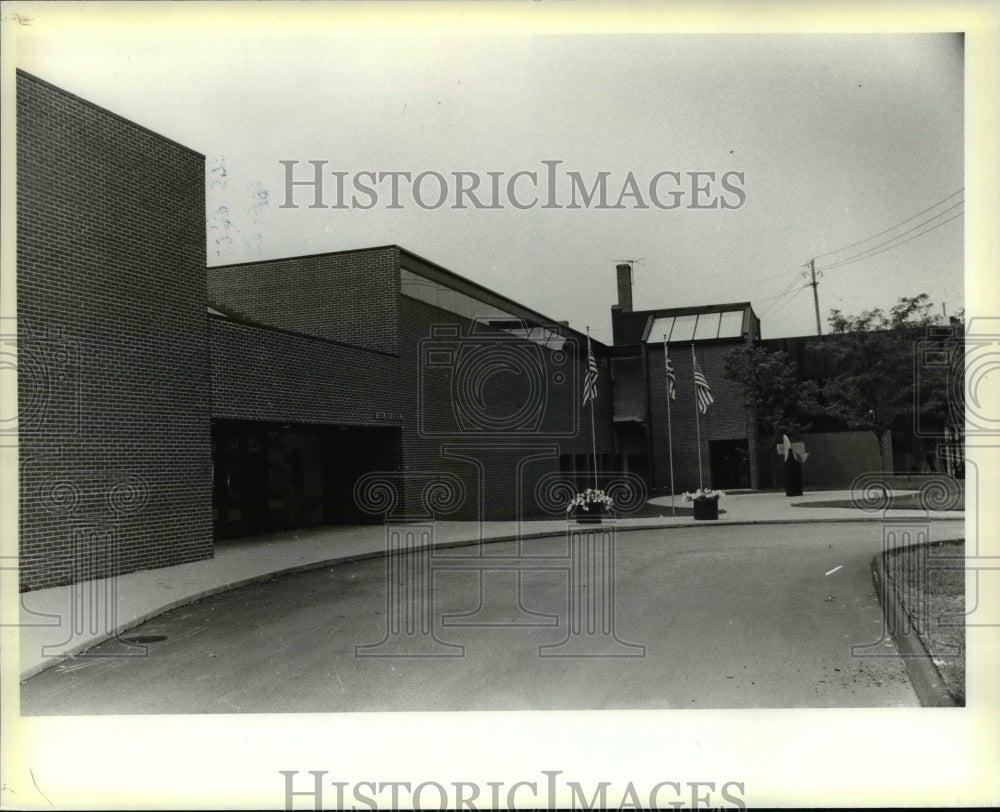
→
(755, 286, 799, 307)
(818, 209, 963, 272)
(753, 190, 964, 333)
(814, 188, 964, 260)
(688, 263, 805, 308)
(753, 285, 800, 317)
(758, 278, 809, 321)
(761, 271, 807, 304)
(759, 286, 808, 323)
(756, 275, 804, 310)
(819, 200, 963, 270)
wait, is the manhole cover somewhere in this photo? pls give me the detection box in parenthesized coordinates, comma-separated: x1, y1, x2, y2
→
(120, 634, 168, 644)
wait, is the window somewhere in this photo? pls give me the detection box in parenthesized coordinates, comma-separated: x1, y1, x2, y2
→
(717, 310, 745, 339)
(668, 314, 697, 342)
(648, 309, 746, 343)
(648, 316, 675, 342)
(693, 312, 722, 341)
(400, 268, 568, 351)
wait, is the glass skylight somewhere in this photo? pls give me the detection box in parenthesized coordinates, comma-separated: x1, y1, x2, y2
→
(400, 268, 567, 350)
(648, 309, 746, 343)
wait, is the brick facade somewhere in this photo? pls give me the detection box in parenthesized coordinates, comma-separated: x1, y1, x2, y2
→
(207, 247, 615, 525)
(770, 431, 893, 488)
(16, 72, 212, 591)
(207, 247, 399, 354)
(609, 295, 761, 494)
(17, 74, 913, 591)
(397, 293, 614, 521)
(209, 316, 403, 427)
(645, 340, 754, 493)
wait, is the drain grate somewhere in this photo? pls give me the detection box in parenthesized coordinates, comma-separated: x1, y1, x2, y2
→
(120, 634, 168, 644)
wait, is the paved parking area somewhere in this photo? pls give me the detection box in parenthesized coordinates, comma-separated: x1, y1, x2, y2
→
(21, 520, 965, 713)
(17, 489, 962, 681)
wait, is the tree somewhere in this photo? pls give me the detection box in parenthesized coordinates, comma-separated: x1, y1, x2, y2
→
(816, 293, 951, 472)
(723, 344, 820, 487)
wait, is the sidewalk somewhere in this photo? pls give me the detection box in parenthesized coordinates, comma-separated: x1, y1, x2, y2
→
(16, 490, 964, 681)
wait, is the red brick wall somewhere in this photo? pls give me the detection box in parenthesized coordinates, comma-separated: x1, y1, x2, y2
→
(207, 247, 399, 354)
(16, 72, 212, 591)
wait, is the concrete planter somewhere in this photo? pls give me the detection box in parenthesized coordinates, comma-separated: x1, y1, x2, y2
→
(572, 505, 608, 524)
(692, 499, 720, 520)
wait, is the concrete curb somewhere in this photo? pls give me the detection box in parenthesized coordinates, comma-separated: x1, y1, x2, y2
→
(19, 514, 963, 682)
(870, 551, 959, 707)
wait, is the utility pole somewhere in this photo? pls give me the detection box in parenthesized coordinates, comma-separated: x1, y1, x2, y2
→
(808, 258, 822, 336)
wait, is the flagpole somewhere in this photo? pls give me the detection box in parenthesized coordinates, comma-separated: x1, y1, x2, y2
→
(587, 327, 598, 490)
(590, 393, 598, 490)
(664, 335, 676, 515)
(692, 344, 704, 490)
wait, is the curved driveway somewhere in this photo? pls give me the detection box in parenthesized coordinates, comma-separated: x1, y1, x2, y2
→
(21, 520, 963, 713)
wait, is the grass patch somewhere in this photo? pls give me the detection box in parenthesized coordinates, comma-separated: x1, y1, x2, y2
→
(523, 501, 723, 520)
(619, 501, 726, 519)
(884, 539, 965, 705)
(792, 491, 964, 511)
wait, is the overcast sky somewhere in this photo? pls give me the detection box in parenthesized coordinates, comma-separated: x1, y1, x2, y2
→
(13, 11, 964, 344)
(5, 4, 999, 807)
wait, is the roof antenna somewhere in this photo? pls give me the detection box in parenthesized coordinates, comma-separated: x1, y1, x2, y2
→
(611, 258, 646, 269)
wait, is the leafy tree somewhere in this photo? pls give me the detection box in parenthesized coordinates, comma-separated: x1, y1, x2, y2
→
(723, 345, 820, 487)
(816, 293, 952, 471)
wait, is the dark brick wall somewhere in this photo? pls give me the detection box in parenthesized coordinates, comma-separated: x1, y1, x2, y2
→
(768, 431, 892, 488)
(398, 295, 614, 521)
(209, 248, 618, 522)
(209, 317, 404, 427)
(645, 341, 751, 492)
(16, 72, 212, 591)
(207, 247, 399, 354)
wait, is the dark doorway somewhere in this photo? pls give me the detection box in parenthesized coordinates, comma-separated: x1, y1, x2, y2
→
(709, 439, 751, 490)
(615, 422, 651, 490)
(212, 421, 401, 540)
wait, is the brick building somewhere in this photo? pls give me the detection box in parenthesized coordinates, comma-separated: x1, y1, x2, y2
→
(16, 71, 213, 591)
(206, 246, 615, 535)
(609, 263, 762, 493)
(14, 73, 917, 591)
(609, 262, 896, 493)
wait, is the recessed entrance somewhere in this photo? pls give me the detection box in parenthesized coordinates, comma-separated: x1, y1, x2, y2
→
(211, 420, 401, 539)
(709, 439, 751, 490)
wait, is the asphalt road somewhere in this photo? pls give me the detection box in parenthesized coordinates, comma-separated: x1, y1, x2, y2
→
(21, 521, 963, 713)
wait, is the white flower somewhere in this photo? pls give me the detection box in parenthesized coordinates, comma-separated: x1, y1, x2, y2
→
(682, 488, 725, 502)
(566, 488, 615, 511)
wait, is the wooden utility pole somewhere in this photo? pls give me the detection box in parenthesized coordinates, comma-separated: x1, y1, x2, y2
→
(808, 258, 822, 336)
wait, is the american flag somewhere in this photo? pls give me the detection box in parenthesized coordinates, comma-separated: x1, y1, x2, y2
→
(663, 337, 676, 401)
(583, 333, 598, 404)
(693, 355, 714, 413)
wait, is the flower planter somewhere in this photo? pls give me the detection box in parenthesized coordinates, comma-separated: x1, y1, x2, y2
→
(572, 506, 607, 524)
(567, 489, 614, 524)
(692, 499, 719, 521)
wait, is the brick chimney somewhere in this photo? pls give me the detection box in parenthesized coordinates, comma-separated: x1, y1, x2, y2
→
(616, 263, 633, 313)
